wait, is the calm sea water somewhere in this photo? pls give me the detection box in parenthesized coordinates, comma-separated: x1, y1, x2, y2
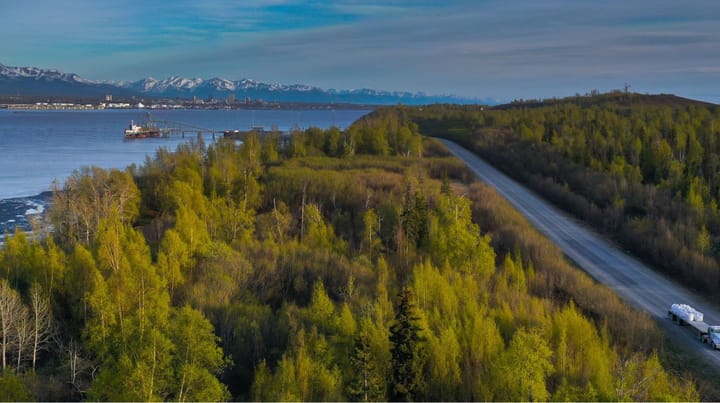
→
(0, 108, 370, 234)
(0, 108, 369, 199)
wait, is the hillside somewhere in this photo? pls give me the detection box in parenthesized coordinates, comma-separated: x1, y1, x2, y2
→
(0, 110, 700, 401)
(495, 92, 717, 110)
(405, 93, 720, 304)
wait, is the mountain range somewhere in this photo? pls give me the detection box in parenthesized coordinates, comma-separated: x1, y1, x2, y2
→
(0, 63, 487, 105)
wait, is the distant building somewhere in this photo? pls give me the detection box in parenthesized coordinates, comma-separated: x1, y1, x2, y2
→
(227, 94, 236, 103)
(104, 94, 113, 102)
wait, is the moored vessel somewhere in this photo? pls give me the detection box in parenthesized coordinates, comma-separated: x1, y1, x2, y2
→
(124, 120, 161, 139)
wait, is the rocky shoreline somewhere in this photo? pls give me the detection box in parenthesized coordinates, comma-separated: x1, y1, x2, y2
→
(0, 191, 53, 235)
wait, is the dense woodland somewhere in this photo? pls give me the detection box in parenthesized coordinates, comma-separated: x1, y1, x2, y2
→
(411, 93, 720, 301)
(0, 108, 702, 400)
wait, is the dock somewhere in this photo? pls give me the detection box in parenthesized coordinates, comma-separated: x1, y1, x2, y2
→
(145, 117, 223, 140)
(125, 114, 290, 142)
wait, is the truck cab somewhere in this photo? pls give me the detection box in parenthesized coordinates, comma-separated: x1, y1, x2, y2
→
(710, 326, 720, 350)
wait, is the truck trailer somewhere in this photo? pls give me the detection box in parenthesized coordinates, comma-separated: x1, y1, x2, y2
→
(668, 304, 720, 350)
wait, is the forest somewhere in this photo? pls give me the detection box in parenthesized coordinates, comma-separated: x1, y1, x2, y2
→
(410, 93, 720, 302)
(0, 107, 703, 401)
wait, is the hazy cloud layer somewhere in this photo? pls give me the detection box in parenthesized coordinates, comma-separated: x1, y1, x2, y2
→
(2, 0, 719, 102)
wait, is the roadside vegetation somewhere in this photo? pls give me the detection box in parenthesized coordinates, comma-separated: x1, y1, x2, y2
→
(0, 108, 700, 400)
(411, 93, 720, 301)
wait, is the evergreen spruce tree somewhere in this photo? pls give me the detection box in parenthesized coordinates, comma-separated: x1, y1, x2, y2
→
(401, 190, 429, 249)
(347, 331, 384, 402)
(389, 288, 426, 401)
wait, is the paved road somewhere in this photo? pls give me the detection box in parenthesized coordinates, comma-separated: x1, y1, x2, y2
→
(440, 139, 720, 368)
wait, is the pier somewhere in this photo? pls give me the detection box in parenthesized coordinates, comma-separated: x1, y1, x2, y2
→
(127, 113, 290, 142)
(145, 117, 224, 140)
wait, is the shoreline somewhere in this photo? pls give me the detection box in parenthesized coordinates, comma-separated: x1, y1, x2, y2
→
(0, 189, 54, 201)
(0, 191, 53, 235)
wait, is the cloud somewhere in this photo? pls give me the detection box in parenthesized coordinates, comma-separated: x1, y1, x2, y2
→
(2, 0, 719, 102)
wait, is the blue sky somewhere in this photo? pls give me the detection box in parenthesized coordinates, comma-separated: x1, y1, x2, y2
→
(2, 0, 720, 102)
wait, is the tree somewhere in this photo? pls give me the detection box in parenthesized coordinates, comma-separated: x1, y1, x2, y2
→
(401, 189, 429, 250)
(429, 194, 495, 276)
(28, 283, 54, 371)
(262, 132, 281, 163)
(0, 280, 26, 370)
(494, 328, 553, 402)
(169, 306, 230, 402)
(87, 328, 174, 401)
(362, 208, 382, 258)
(0, 370, 32, 401)
(323, 127, 343, 157)
(12, 304, 31, 372)
(156, 229, 190, 300)
(51, 167, 140, 245)
(289, 129, 307, 158)
(63, 245, 99, 324)
(347, 331, 384, 402)
(250, 360, 273, 401)
(1, 229, 32, 289)
(389, 287, 426, 401)
(308, 282, 334, 325)
(426, 327, 461, 401)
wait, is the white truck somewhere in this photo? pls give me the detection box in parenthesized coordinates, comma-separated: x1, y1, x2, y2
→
(668, 304, 720, 350)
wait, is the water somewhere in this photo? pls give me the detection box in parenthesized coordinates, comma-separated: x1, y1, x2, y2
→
(0, 108, 370, 233)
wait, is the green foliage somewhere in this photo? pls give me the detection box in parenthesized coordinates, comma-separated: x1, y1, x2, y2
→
(0, 370, 32, 401)
(253, 328, 344, 401)
(169, 306, 231, 402)
(389, 288, 427, 401)
(401, 188, 430, 250)
(51, 166, 140, 246)
(347, 331, 385, 402)
(306, 281, 335, 330)
(429, 194, 495, 276)
(494, 328, 554, 402)
(2, 106, 702, 400)
(412, 100, 720, 299)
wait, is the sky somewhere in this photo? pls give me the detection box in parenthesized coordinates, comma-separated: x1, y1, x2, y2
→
(2, 0, 720, 103)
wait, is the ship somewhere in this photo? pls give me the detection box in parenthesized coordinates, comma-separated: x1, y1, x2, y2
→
(124, 119, 161, 139)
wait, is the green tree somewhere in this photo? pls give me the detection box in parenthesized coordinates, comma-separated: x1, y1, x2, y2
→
(262, 131, 281, 163)
(170, 306, 230, 402)
(51, 167, 139, 245)
(0, 370, 32, 401)
(347, 330, 384, 402)
(362, 208, 382, 258)
(156, 229, 190, 300)
(401, 190, 429, 250)
(494, 328, 553, 402)
(426, 326, 461, 401)
(250, 360, 273, 401)
(323, 127, 343, 157)
(389, 287, 426, 401)
(306, 281, 335, 331)
(429, 194, 495, 276)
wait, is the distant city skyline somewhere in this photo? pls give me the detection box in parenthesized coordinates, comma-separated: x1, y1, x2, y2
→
(3, 0, 720, 103)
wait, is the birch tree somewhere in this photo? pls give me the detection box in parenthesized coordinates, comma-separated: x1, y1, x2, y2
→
(29, 283, 54, 371)
(0, 280, 25, 370)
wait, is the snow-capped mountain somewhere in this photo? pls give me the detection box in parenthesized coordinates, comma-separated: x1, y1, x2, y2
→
(0, 63, 137, 98)
(0, 63, 486, 105)
(127, 76, 205, 92)
(0, 63, 92, 83)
